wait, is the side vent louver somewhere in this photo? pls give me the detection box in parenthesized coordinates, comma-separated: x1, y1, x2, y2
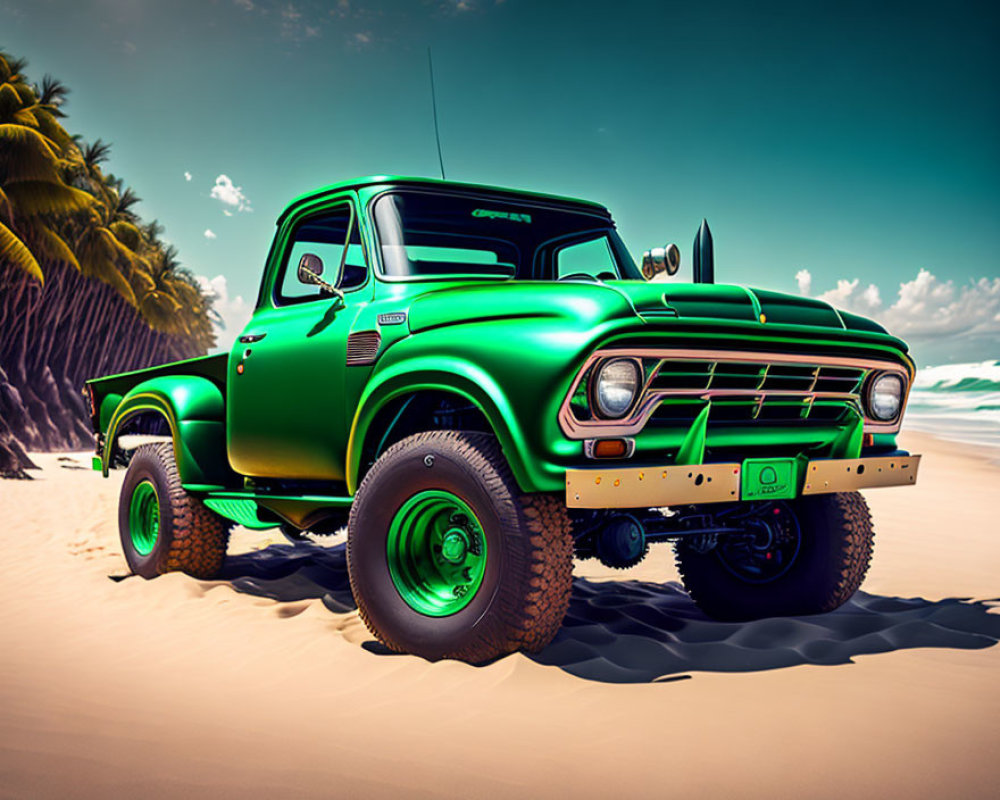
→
(346, 330, 381, 366)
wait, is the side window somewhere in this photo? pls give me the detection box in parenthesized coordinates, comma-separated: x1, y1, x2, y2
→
(555, 236, 619, 280)
(276, 204, 367, 304)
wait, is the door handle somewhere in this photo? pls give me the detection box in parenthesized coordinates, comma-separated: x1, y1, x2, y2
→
(238, 333, 267, 344)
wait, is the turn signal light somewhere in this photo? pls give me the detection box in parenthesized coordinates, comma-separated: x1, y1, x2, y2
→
(593, 439, 628, 458)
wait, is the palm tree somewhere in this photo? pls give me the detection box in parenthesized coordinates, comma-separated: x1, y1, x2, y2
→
(0, 50, 218, 475)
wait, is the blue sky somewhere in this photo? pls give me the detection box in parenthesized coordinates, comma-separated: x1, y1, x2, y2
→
(4, 0, 998, 364)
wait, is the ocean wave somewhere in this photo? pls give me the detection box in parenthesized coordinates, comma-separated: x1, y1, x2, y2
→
(913, 359, 1000, 392)
(904, 360, 1000, 451)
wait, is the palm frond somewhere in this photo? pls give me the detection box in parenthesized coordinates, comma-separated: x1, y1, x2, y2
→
(3, 180, 95, 216)
(27, 224, 81, 271)
(0, 220, 43, 282)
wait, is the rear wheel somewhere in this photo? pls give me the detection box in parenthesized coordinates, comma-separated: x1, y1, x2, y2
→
(347, 431, 574, 663)
(675, 492, 873, 620)
(119, 443, 232, 579)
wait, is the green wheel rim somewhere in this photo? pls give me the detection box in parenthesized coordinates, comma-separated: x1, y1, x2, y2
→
(386, 490, 488, 617)
(129, 480, 160, 556)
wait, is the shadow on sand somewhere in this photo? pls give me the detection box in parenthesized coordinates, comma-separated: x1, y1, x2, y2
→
(220, 542, 1000, 684)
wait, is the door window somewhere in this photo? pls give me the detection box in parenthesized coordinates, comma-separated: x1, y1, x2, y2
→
(276, 204, 367, 304)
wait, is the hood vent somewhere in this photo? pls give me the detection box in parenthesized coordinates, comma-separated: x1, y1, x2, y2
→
(346, 330, 381, 366)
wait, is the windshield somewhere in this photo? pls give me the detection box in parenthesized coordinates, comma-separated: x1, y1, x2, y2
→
(372, 190, 640, 281)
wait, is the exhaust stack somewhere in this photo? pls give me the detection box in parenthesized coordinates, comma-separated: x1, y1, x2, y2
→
(692, 219, 714, 284)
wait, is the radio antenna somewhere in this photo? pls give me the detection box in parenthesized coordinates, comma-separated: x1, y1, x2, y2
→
(427, 47, 446, 180)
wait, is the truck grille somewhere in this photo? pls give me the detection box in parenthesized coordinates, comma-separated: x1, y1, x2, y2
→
(646, 358, 866, 426)
(559, 348, 910, 438)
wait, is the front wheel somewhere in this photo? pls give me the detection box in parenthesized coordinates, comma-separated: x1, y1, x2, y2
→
(347, 431, 574, 663)
(118, 443, 232, 579)
(675, 492, 874, 621)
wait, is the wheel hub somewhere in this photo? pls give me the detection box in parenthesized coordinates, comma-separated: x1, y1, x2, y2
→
(386, 490, 487, 617)
(440, 528, 469, 564)
(128, 480, 160, 556)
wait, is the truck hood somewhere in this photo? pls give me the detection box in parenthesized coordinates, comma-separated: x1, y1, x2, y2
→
(407, 281, 635, 333)
(406, 279, 894, 341)
(610, 281, 891, 336)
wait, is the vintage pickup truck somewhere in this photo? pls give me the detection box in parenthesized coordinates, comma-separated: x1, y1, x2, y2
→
(87, 176, 920, 663)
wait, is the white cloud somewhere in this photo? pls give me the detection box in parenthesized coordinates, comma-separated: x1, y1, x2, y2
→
(234, 0, 254, 10)
(204, 229, 217, 240)
(209, 174, 252, 212)
(816, 278, 883, 316)
(350, 31, 373, 48)
(222, 209, 233, 217)
(184, 171, 192, 182)
(795, 268, 811, 296)
(196, 275, 253, 352)
(797, 268, 1000, 355)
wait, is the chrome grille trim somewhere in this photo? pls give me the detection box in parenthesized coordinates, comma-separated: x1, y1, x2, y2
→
(558, 348, 911, 439)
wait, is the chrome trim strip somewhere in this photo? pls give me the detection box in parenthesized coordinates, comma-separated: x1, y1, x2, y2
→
(558, 348, 912, 439)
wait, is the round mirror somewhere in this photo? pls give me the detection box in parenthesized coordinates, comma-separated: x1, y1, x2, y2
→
(640, 243, 681, 280)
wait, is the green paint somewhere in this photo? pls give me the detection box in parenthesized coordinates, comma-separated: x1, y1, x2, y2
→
(675, 405, 710, 465)
(203, 497, 278, 530)
(128, 480, 159, 556)
(386, 490, 487, 617)
(829, 414, 865, 459)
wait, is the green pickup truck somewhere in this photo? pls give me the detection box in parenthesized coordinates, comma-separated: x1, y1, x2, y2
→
(87, 176, 920, 663)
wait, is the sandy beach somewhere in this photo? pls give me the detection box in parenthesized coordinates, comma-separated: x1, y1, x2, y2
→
(0, 430, 997, 799)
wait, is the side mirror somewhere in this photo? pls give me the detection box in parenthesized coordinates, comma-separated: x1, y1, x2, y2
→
(297, 253, 325, 285)
(641, 243, 681, 280)
(297, 253, 345, 302)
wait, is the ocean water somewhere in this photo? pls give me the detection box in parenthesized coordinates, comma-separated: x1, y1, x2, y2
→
(903, 360, 1000, 452)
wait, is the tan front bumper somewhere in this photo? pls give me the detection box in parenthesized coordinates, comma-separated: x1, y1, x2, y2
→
(565, 455, 921, 509)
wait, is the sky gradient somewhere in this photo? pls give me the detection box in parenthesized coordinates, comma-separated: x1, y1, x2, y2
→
(3, 0, 998, 363)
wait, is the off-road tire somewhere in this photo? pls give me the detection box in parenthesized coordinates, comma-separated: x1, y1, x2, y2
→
(347, 431, 574, 662)
(675, 492, 874, 621)
(119, 442, 232, 579)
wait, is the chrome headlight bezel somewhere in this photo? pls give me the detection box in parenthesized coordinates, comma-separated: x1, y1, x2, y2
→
(591, 357, 641, 419)
(866, 372, 905, 422)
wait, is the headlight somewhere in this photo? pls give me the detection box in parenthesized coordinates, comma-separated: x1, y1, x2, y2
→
(593, 358, 640, 418)
(867, 373, 904, 421)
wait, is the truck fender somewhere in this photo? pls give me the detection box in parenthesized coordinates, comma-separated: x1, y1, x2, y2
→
(346, 357, 536, 495)
(102, 375, 235, 488)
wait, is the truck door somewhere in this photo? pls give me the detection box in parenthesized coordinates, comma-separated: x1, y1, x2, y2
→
(226, 200, 370, 482)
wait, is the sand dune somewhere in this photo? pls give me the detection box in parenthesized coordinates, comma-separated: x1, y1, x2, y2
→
(1, 431, 998, 798)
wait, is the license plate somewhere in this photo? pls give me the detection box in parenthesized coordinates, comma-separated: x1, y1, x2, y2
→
(741, 457, 802, 500)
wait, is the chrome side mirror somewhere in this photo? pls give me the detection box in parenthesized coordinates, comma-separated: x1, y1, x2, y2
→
(297, 253, 344, 302)
(297, 253, 325, 284)
(641, 243, 681, 280)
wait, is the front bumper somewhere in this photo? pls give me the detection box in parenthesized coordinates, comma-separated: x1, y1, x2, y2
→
(565, 454, 921, 509)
